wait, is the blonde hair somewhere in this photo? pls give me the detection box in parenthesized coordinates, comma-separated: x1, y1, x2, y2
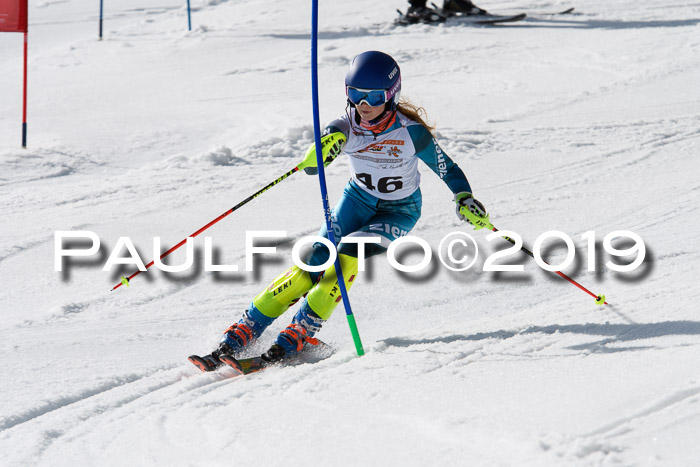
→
(397, 98, 435, 134)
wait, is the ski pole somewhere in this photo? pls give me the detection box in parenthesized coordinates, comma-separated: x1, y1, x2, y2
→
(310, 0, 364, 356)
(464, 212, 608, 305)
(111, 165, 301, 291)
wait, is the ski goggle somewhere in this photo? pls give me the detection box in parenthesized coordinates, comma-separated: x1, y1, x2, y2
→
(346, 87, 389, 107)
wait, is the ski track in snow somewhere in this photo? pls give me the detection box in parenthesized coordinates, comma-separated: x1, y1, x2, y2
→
(2, 0, 700, 465)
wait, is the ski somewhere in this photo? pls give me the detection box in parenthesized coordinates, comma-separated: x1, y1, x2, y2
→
(188, 354, 223, 372)
(221, 340, 334, 375)
(467, 13, 526, 25)
(544, 7, 575, 15)
(395, 7, 526, 26)
(432, 2, 527, 25)
(524, 7, 574, 18)
(219, 354, 269, 375)
(189, 339, 333, 375)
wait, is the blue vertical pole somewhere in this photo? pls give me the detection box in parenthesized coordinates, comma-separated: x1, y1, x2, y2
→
(187, 0, 192, 31)
(310, 0, 364, 356)
(99, 0, 103, 40)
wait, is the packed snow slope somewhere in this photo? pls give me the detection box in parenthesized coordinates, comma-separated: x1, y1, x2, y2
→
(1, 0, 700, 465)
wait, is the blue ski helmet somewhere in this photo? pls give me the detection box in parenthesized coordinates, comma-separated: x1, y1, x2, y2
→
(345, 51, 401, 111)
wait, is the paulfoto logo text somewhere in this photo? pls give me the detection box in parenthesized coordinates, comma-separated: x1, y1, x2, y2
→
(54, 229, 646, 276)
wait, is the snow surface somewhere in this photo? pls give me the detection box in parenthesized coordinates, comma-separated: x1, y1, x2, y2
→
(1, 0, 700, 465)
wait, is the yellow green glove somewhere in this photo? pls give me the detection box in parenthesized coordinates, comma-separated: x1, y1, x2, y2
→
(455, 192, 491, 230)
(297, 132, 347, 174)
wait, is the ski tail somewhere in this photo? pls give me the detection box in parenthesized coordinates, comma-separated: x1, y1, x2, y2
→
(188, 355, 218, 372)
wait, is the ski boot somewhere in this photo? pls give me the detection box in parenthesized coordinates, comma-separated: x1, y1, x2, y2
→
(403, 5, 446, 24)
(262, 304, 325, 363)
(189, 306, 274, 372)
(442, 0, 487, 16)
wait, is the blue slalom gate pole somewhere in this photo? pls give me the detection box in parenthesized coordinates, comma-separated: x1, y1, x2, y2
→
(310, 0, 364, 356)
(186, 0, 192, 31)
(99, 0, 104, 39)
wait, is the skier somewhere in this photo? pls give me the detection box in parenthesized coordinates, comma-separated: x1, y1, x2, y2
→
(193, 51, 488, 371)
(404, 0, 488, 24)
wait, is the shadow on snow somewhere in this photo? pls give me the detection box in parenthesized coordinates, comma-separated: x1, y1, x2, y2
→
(380, 320, 700, 354)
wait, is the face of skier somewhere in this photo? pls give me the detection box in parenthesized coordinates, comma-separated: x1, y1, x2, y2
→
(356, 101, 386, 121)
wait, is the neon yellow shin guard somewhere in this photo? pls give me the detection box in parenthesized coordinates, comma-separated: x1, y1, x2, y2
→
(306, 254, 359, 321)
(252, 265, 313, 318)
